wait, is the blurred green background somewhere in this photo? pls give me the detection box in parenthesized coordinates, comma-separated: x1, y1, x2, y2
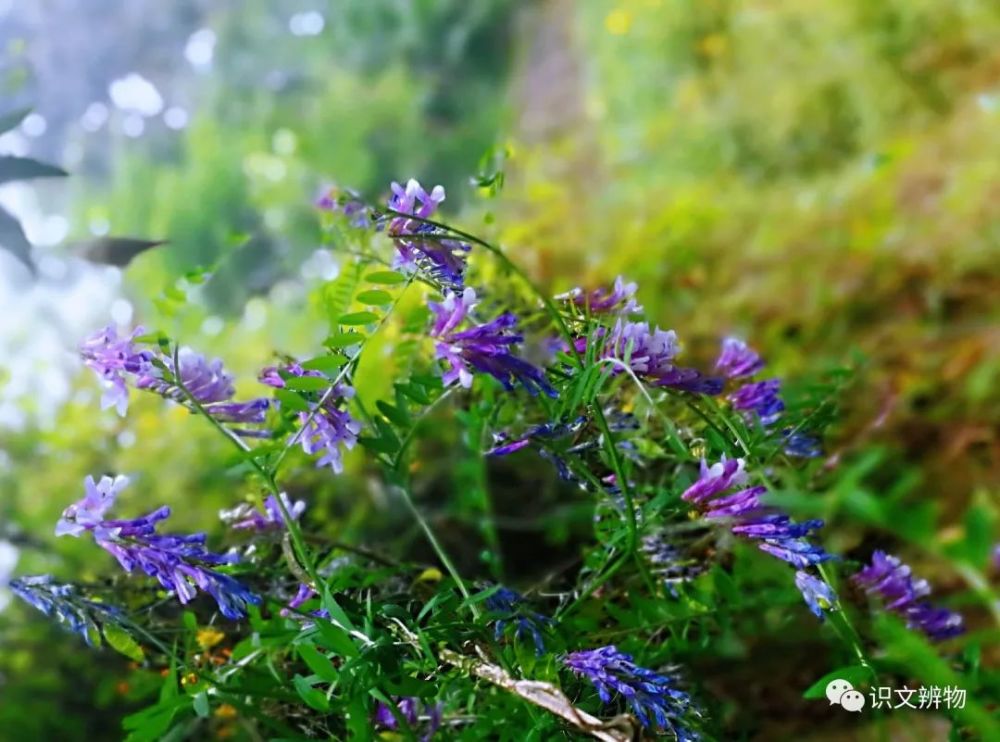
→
(1, 0, 997, 739)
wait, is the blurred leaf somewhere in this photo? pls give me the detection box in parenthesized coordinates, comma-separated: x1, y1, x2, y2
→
(0, 205, 35, 274)
(74, 236, 166, 267)
(356, 289, 393, 306)
(0, 108, 31, 134)
(103, 623, 145, 662)
(0, 155, 67, 184)
(339, 311, 380, 326)
(365, 270, 407, 285)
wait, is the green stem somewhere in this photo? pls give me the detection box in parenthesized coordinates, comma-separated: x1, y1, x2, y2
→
(171, 345, 321, 590)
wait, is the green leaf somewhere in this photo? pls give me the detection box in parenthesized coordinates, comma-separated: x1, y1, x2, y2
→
(0, 204, 35, 274)
(293, 676, 331, 712)
(376, 400, 409, 427)
(356, 289, 393, 306)
(358, 435, 398, 455)
(275, 389, 311, 413)
(0, 108, 31, 134)
(297, 643, 339, 681)
(192, 692, 210, 719)
(300, 355, 349, 377)
(103, 623, 145, 662)
(324, 332, 364, 349)
(0, 155, 68, 184)
(75, 236, 166, 267)
(365, 270, 407, 285)
(316, 622, 359, 659)
(339, 311, 380, 326)
(802, 665, 872, 699)
(283, 376, 330, 392)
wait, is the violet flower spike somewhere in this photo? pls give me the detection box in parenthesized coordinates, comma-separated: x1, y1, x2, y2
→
(80, 325, 155, 416)
(385, 179, 470, 286)
(483, 586, 551, 655)
(222, 493, 306, 531)
(563, 645, 700, 737)
(852, 551, 964, 640)
(580, 320, 722, 395)
(298, 384, 362, 473)
(373, 696, 443, 741)
(559, 275, 643, 315)
(728, 379, 784, 425)
(57, 476, 260, 619)
(682, 457, 834, 573)
(10, 575, 122, 645)
(428, 289, 557, 397)
(715, 337, 765, 379)
(794, 570, 838, 620)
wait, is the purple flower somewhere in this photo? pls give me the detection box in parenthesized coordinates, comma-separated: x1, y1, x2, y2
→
(783, 429, 822, 458)
(388, 179, 446, 220)
(559, 276, 643, 315)
(57, 476, 260, 619)
(80, 325, 155, 416)
(55, 474, 129, 537)
(642, 532, 708, 596)
(428, 289, 556, 397)
(316, 184, 371, 227)
(385, 179, 469, 286)
(681, 458, 834, 572)
(260, 363, 361, 473)
(563, 646, 700, 736)
(373, 696, 442, 740)
(728, 379, 784, 425)
(221, 493, 306, 531)
(852, 551, 964, 640)
(298, 385, 361, 473)
(10, 575, 122, 645)
(80, 329, 271, 434)
(578, 320, 722, 394)
(680, 458, 747, 506)
(715, 337, 765, 379)
(486, 416, 587, 457)
(483, 586, 551, 655)
(794, 570, 838, 620)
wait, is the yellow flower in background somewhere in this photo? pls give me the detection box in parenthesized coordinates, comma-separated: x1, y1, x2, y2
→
(197, 627, 225, 651)
(605, 9, 633, 36)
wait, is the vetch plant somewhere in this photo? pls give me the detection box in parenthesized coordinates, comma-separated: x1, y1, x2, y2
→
(4, 175, 992, 741)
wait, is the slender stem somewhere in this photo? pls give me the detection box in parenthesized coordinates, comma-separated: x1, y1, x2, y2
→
(396, 475, 479, 618)
(385, 388, 478, 616)
(171, 345, 321, 589)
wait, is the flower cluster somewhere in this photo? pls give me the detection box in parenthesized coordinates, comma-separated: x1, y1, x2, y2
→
(558, 275, 642, 315)
(384, 179, 470, 286)
(483, 586, 551, 655)
(221, 492, 306, 531)
(9, 575, 121, 645)
(260, 363, 361, 473)
(80, 325, 155, 416)
(579, 320, 723, 394)
(681, 457, 836, 617)
(428, 289, 556, 397)
(56, 475, 260, 619)
(81, 327, 270, 436)
(714, 338, 820, 457)
(373, 696, 442, 740)
(852, 551, 964, 640)
(563, 645, 700, 738)
(641, 530, 711, 597)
